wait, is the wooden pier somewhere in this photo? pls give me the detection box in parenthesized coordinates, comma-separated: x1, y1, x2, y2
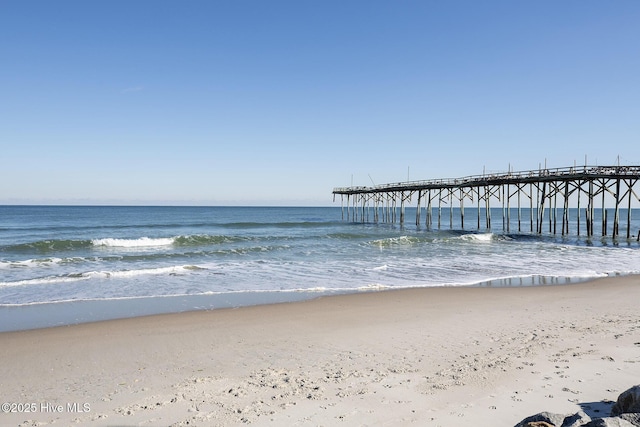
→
(332, 165, 640, 239)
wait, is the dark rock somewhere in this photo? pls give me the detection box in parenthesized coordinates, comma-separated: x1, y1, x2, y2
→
(514, 412, 567, 427)
(612, 386, 640, 416)
(582, 417, 637, 426)
(562, 411, 592, 427)
(618, 413, 640, 426)
(515, 386, 640, 427)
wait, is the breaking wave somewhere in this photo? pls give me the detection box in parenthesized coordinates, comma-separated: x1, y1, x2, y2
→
(92, 237, 175, 247)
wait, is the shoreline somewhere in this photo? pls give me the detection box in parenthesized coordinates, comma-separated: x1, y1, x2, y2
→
(0, 273, 619, 333)
(1, 275, 639, 426)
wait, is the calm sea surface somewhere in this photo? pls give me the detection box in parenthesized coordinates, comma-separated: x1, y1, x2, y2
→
(1, 205, 640, 330)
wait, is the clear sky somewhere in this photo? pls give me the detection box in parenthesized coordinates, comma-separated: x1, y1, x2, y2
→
(2, 1, 639, 205)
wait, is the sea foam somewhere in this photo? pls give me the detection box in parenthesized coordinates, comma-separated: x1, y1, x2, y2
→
(459, 233, 494, 242)
(0, 265, 206, 288)
(92, 237, 175, 248)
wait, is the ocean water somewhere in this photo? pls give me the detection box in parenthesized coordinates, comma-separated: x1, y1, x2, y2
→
(1, 205, 640, 331)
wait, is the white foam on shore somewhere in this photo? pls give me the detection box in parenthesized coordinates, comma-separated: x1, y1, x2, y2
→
(0, 276, 89, 287)
(358, 283, 391, 291)
(0, 265, 206, 288)
(81, 266, 196, 279)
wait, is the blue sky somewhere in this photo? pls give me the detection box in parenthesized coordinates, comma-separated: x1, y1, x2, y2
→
(1, 1, 639, 205)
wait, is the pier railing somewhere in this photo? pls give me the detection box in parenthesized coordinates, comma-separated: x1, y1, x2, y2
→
(333, 165, 640, 194)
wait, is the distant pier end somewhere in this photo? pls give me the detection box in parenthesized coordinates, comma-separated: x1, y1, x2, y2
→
(332, 165, 640, 239)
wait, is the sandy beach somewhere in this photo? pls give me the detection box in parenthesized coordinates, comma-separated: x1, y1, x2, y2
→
(1, 276, 639, 426)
